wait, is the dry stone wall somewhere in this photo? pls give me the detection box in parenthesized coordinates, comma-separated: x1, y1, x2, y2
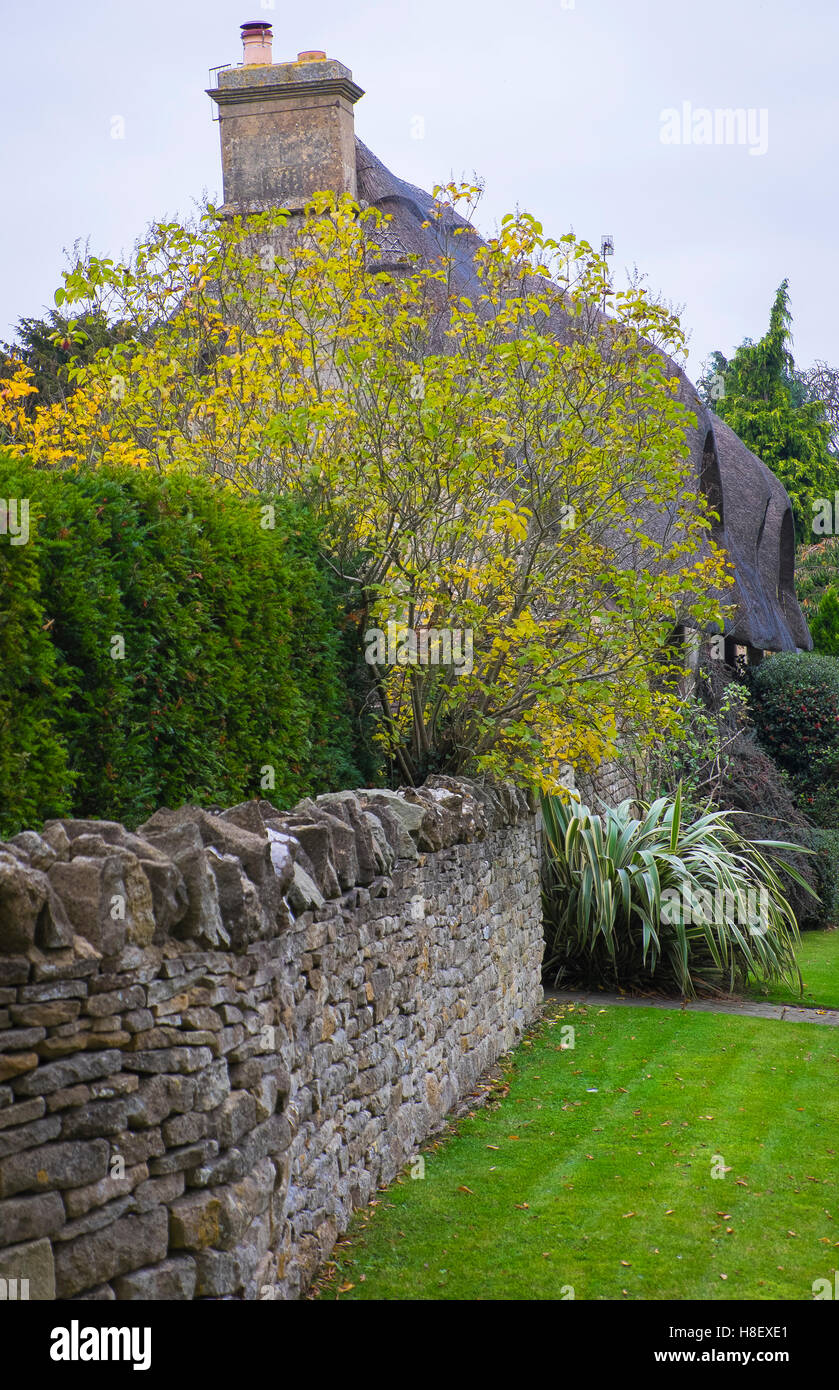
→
(574, 757, 637, 811)
(0, 776, 543, 1300)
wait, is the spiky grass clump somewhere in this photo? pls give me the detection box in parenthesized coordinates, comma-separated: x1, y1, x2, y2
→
(541, 786, 813, 997)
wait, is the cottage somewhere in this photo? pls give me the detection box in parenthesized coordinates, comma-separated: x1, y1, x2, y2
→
(207, 21, 811, 671)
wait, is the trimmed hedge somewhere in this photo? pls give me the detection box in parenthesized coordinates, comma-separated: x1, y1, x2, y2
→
(747, 653, 839, 918)
(0, 457, 374, 835)
(749, 651, 839, 780)
(802, 828, 839, 929)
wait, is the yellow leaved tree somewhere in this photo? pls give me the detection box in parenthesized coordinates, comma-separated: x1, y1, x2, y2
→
(0, 188, 732, 790)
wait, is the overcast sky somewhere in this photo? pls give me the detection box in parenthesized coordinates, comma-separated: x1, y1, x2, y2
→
(1, 0, 836, 378)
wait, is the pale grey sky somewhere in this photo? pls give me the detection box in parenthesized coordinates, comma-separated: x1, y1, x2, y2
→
(1, 0, 836, 377)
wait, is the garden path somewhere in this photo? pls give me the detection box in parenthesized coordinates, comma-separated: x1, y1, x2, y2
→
(547, 988, 839, 1027)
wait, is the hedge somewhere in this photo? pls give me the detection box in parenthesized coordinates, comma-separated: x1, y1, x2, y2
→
(801, 828, 839, 929)
(749, 651, 839, 770)
(0, 457, 375, 835)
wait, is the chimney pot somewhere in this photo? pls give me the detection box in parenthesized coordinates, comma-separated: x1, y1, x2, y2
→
(241, 20, 273, 66)
(209, 32, 364, 212)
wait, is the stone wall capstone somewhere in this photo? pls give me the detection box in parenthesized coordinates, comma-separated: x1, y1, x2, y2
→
(0, 776, 543, 1300)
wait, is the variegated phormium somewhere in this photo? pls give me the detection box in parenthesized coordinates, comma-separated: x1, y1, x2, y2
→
(541, 786, 813, 997)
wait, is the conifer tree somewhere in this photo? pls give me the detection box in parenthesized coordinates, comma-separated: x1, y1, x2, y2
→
(701, 281, 836, 542)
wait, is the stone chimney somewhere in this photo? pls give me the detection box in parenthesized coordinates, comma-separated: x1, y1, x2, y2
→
(208, 21, 364, 213)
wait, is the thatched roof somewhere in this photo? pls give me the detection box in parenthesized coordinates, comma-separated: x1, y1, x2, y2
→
(355, 139, 811, 654)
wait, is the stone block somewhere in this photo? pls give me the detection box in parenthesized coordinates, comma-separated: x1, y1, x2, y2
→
(170, 1156, 274, 1252)
(13, 1049, 122, 1097)
(206, 850, 268, 949)
(0, 854, 47, 952)
(47, 856, 127, 955)
(0, 1235, 55, 1299)
(136, 820, 228, 950)
(61, 1098, 127, 1139)
(0, 1096, 46, 1130)
(113, 1255, 197, 1300)
(54, 1208, 169, 1298)
(139, 859, 189, 935)
(210, 1090, 257, 1148)
(63, 1163, 148, 1219)
(0, 1053, 38, 1084)
(0, 1190, 66, 1244)
(0, 1114, 61, 1158)
(0, 1138, 109, 1197)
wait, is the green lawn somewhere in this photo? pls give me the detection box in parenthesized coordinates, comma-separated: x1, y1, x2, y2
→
(748, 927, 839, 1010)
(315, 1003, 839, 1300)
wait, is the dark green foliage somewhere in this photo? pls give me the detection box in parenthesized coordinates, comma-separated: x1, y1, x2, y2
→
(0, 479, 74, 831)
(715, 734, 827, 928)
(795, 537, 839, 627)
(809, 585, 839, 656)
(701, 282, 837, 542)
(0, 457, 374, 835)
(791, 746, 839, 830)
(0, 310, 134, 411)
(748, 651, 839, 775)
(646, 652, 832, 926)
(748, 653, 839, 866)
(798, 829, 839, 930)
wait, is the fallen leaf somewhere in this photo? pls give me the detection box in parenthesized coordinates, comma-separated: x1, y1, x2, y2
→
(458, 1185, 475, 1194)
